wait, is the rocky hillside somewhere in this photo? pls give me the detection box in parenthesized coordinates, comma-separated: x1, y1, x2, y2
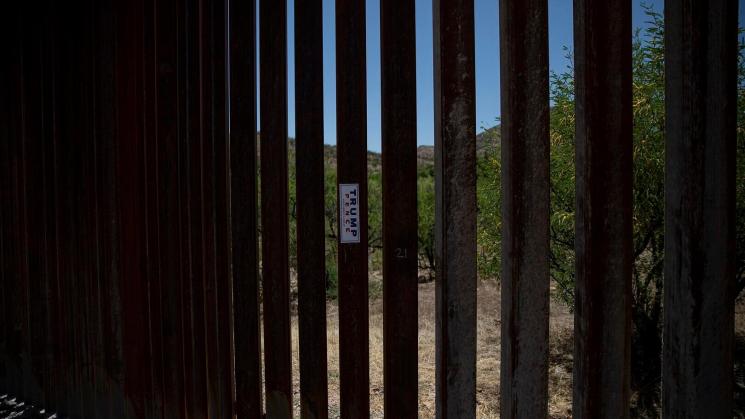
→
(284, 124, 500, 168)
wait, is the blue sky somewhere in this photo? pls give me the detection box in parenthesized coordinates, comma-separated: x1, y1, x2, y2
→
(261, 0, 741, 152)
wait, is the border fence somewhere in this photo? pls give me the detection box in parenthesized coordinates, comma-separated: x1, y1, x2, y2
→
(0, 0, 737, 418)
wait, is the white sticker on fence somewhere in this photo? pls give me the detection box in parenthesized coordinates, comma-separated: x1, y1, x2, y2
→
(339, 183, 361, 243)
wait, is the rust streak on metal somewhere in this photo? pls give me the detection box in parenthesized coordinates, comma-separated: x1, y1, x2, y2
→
(380, 0, 419, 416)
(230, 0, 262, 415)
(499, 1, 550, 418)
(433, 0, 477, 416)
(294, 0, 329, 416)
(663, 1, 738, 417)
(260, 0, 293, 415)
(336, 0, 370, 416)
(572, 0, 633, 417)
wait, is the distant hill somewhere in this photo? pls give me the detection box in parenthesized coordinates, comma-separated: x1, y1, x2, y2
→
(279, 123, 500, 169)
(412, 124, 501, 164)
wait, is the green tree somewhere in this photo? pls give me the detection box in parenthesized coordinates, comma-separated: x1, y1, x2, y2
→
(546, 10, 669, 414)
(546, 9, 745, 415)
(477, 7, 745, 415)
(476, 126, 503, 280)
(417, 163, 436, 281)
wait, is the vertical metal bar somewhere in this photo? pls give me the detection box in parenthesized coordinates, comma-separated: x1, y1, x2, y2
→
(93, 0, 124, 415)
(432, 0, 477, 416)
(294, 0, 328, 417)
(5, 31, 20, 397)
(20, 2, 49, 405)
(61, 15, 73, 415)
(4, 13, 21, 397)
(663, 1, 738, 417)
(39, 0, 60, 411)
(174, 0, 191, 414)
(63, 4, 84, 412)
(114, 0, 156, 415)
(335, 0, 370, 415)
(144, 0, 166, 415)
(229, 0, 262, 415)
(0, 25, 11, 394)
(572, 0, 632, 417)
(15, 10, 33, 403)
(87, 0, 107, 412)
(75, 2, 96, 413)
(6, 44, 22, 393)
(22, 15, 43, 406)
(210, 0, 236, 416)
(186, 0, 211, 413)
(82, 2, 102, 414)
(44, 6, 64, 409)
(0, 53, 7, 395)
(380, 0, 418, 416)
(198, 0, 222, 414)
(78, 5, 91, 409)
(39, 3, 56, 407)
(499, 1, 550, 418)
(70, 37, 83, 412)
(155, 0, 188, 415)
(54, 8, 74, 411)
(69, 3, 86, 410)
(260, 0, 293, 414)
(180, 0, 201, 415)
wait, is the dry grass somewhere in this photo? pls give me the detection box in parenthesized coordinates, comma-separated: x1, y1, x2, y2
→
(271, 279, 574, 418)
(257, 280, 745, 417)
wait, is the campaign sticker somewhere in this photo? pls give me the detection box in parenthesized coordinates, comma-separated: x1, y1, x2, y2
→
(339, 183, 361, 244)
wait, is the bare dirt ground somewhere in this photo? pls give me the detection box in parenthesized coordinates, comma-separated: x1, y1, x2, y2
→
(280, 279, 574, 418)
(3, 282, 744, 418)
(282, 285, 745, 418)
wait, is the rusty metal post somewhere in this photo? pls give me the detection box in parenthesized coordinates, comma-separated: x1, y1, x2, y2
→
(92, 0, 125, 416)
(1, 9, 28, 400)
(67, 2, 90, 414)
(185, 0, 211, 413)
(229, 0, 262, 415)
(39, 7, 56, 406)
(0, 74, 6, 395)
(52, 7, 73, 410)
(7, 62, 23, 395)
(260, 0, 293, 415)
(380, 0, 418, 416)
(432, 0, 477, 416)
(198, 0, 222, 414)
(0, 34, 10, 395)
(210, 0, 236, 415)
(572, 0, 633, 417)
(88, 1, 106, 413)
(155, 0, 188, 415)
(663, 1, 738, 417)
(15, 13, 34, 404)
(499, 1, 550, 418)
(54, 9, 75, 412)
(42, 3, 60, 415)
(143, 0, 167, 414)
(83, 10, 99, 412)
(6, 32, 21, 400)
(114, 0, 158, 415)
(43, 6, 64, 409)
(336, 0, 370, 416)
(19, 3, 50, 405)
(294, 0, 329, 417)
(177, 0, 196, 415)
(81, 2, 104, 415)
